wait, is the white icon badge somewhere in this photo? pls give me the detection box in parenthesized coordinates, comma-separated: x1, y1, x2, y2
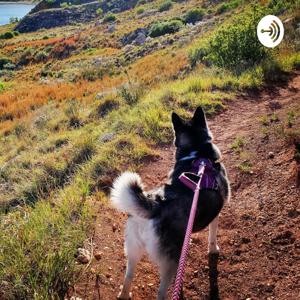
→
(257, 15, 284, 48)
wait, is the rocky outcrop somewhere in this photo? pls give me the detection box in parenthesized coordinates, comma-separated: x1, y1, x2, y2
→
(15, 2, 102, 33)
(120, 28, 149, 46)
(29, 0, 93, 14)
(16, 0, 139, 33)
(29, 0, 138, 15)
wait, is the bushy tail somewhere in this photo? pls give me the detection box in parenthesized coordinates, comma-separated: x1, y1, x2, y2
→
(111, 172, 156, 218)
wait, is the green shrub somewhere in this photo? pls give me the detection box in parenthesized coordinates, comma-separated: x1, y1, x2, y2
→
(103, 13, 116, 23)
(217, 3, 230, 14)
(189, 45, 209, 67)
(118, 84, 144, 106)
(2, 62, 15, 70)
(35, 51, 49, 63)
(96, 96, 120, 117)
(60, 2, 69, 8)
(149, 19, 183, 37)
(190, 5, 268, 72)
(96, 8, 103, 15)
(81, 67, 105, 81)
(216, 0, 240, 14)
(158, 0, 173, 12)
(184, 8, 205, 24)
(268, 0, 292, 14)
(136, 7, 145, 14)
(0, 31, 15, 39)
(0, 82, 5, 92)
(0, 57, 12, 69)
(261, 58, 287, 82)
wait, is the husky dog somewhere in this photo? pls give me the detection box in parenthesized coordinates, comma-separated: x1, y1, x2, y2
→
(111, 107, 230, 300)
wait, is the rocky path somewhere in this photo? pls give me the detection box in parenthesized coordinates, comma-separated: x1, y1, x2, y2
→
(71, 73, 300, 300)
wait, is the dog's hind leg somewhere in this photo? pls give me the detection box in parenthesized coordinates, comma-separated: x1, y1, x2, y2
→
(208, 216, 220, 254)
(157, 258, 177, 300)
(118, 218, 144, 300)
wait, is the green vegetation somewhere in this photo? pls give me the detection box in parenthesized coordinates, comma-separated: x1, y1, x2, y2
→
(231, 136, 245, 152)
(0, 31, 19, 40)
(0, 187, 92, 299)
(60, 2, 71, 8)
(136, 7, 145, 14)
(183, 8, 205, 24)
(149, 19, 183, 37)
(190, 5, 268, 72)
(158, 0, 173, 12)
(0, 57, 13, 70)
(0, 82, 5, 92)
(96, 7, 104, 15)
(216, 0, 240, 14)
(103, 13, 117, 23)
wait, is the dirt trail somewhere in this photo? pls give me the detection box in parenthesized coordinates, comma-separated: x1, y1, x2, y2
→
(71, 73, 300, 300)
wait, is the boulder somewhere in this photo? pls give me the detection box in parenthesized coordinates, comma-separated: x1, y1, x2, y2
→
(120, 28, 149, 46)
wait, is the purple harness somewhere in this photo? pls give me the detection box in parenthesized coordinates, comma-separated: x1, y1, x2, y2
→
(179, 157, 218, 191)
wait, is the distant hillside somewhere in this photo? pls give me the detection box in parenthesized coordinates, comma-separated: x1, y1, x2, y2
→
(31, 0, 138, 14)
(16, 0, 139, 32)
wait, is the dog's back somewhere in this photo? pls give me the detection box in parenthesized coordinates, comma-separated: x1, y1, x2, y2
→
(111, 107, 230, 300)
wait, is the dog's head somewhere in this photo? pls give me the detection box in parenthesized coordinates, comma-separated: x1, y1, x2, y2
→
(172, 106, 220, 160)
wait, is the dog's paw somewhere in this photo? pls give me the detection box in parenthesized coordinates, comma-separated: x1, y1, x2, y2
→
(208, 242, 220, 254)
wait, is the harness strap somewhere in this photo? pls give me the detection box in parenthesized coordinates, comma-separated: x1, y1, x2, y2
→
(178, 172, 200, 191)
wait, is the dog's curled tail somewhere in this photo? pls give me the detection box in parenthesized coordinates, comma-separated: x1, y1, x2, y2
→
(111, 172, 155, 218)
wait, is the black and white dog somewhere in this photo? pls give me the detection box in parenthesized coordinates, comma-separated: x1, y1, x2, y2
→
(111, 107, 230, 300)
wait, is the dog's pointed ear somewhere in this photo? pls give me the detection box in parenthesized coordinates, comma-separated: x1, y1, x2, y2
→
(192, 106, 207, 128)
(172, 112, 183, 131)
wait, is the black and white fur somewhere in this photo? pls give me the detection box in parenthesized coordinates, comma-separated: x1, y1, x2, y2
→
(111, 107, 230, 300)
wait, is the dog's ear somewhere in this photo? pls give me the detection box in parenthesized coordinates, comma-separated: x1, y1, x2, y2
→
(192, 106, 207, 128)
(172, 112, 183, 131)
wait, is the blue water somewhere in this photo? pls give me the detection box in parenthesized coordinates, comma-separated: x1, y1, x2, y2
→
(0, 3, 35, 26)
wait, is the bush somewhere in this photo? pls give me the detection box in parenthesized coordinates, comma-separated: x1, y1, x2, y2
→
(35, 51, 49, 63)
(96, 96, 120, 117)
(0, 31, 15, 39)
(216, 0, 240, 14)
(0, 82, 5, 92)
(268, 0, 292, 14)
(81, 67, 105, 81)
(60, 2, 70, 8)
(190, 5, 268, 72)
(217, 3, 230, 14)
(158, 0, 173, 12)
(261, 58, 287, 83)
(118, 83, 144, 106)
(96, 8, 103, 15)
(149, 19, 183, 37)
(189, 45, 209, 67)
(136, 7, 145, 14)
(103, 13, 116, 23)
(184, 8, 205, 24)
(0, 57, 12, 69)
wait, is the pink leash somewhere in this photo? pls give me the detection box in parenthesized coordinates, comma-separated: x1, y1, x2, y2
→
(172, 162, 206, 300)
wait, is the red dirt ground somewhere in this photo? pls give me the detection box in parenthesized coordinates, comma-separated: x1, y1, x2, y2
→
(70, 73, 300, 300)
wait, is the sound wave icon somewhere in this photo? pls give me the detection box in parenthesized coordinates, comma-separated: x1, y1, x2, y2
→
(261, 20, 280, 43)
